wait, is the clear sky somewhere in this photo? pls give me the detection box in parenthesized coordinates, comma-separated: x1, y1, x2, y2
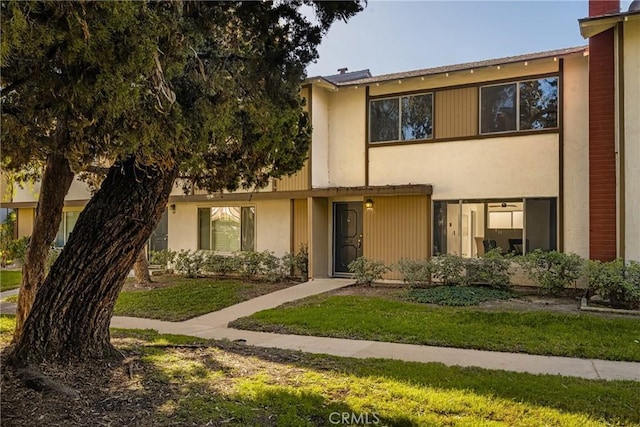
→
(306, 0, 633, 78)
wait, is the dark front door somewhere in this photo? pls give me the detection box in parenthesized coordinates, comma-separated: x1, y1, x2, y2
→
(333, 202, 363, 275)
(149, 209, 168, 252)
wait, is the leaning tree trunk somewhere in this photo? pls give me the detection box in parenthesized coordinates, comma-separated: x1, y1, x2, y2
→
(13, 153, 74, 342)
(133, 248, 153, 286)
(10, 157, 177, 364)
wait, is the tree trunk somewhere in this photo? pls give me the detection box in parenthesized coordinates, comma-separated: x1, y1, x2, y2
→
(13, 154, 74, 342)
(133, 247, 153, 286)
(10, 157, 177, 364)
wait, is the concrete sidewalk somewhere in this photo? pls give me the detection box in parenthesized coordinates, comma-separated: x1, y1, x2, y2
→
(110, 278, 640, 382)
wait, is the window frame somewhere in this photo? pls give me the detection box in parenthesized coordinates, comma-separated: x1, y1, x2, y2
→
(479, 76, 559, 135)
(197, 206, 256, 253)
(432, 198, 557, 257)
(369, 91, 433, 144)
(54, 210, 80, 247)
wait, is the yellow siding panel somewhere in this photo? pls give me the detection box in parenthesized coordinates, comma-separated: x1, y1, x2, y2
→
(275, 158, 310, 192)
(292, 199, 308, 253)
(17, 208, 34, 238)
(363, 195, 430, 280)
(435, 87, 478, 139)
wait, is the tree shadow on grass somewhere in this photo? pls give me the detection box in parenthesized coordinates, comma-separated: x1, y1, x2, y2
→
(2, 324, 638, 426)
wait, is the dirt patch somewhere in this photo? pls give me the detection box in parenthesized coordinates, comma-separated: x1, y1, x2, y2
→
(324, 283, 634, 317)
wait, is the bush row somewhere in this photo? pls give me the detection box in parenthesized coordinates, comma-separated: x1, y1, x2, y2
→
(150, 245, 308, 282)
(348, 249, 640, 309)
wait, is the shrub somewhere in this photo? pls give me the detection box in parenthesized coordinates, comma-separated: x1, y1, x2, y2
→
(467, 249, 511, 289)
(205, 253, 242, 277)
(46, 247, 62, 273)
(260, 250, 285, 282)
(398, 258, 432, 287)
(238, 250, 267, 279)
(149, 249, 176, 270)
(585, 259, 640, 309)
(516, 250, 583, 295)
(295, 243, 309, 278)
(347, 257, 391, 286)
(5, 236, 29, 265)
(407, 285, 513, 306)
(431, 253, 467, 286)
(173, 250, 206, 278)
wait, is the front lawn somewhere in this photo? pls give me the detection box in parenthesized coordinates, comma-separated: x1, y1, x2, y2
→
(0, 270, 21, 292)
(1, 315, 638, 426)
(114, 276, 292, 321)
(230, 294, 640, 361)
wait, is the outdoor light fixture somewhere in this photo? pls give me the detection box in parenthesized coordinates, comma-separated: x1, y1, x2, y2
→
(170, 204, 176, 213)
(364, 199, 374, 209)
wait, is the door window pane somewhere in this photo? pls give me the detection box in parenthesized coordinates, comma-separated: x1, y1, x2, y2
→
(525, 198, 557, 252)
(433, 201, 460, 255)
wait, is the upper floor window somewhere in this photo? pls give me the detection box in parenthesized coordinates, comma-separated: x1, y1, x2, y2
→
(198, 206, 255, 252)
(369, 93, 433, 143)
(480, 77, 558, 134)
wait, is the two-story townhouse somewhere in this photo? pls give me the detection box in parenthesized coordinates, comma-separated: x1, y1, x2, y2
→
(2, 0, 638, 280)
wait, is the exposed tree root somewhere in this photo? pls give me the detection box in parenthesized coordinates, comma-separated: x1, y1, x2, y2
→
(16, 365, 80, 399)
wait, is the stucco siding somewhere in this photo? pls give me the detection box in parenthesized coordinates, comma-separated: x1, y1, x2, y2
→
(562, 55, 590, 258)
(327, 89, 366, 187)
(624, 21, 640, 261)
(168, 200, 291, 257)
(311, 87, 330, 188)
(368, 133, 559, 200)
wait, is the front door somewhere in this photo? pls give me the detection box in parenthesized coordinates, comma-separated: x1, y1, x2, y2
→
(149, 209, 169, 252)
(333, 202, 363, 275)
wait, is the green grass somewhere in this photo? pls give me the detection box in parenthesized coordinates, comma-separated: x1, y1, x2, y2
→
(407, 285, 514, 306)
(231, 295, 640, 361)
(2, 316, 638, 425)
(114, 278, 264, 321)
(0, 270, 21, 292)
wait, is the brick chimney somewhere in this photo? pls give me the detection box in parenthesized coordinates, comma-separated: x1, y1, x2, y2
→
(588, 0, 619, 261)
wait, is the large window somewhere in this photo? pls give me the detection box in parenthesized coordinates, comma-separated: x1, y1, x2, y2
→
(55, 211, 80, 247)
(369, 93, 433, 143)
(198, 206, 255, 252)
(480, 77, 558, 134)
(433, 198, 556, 257)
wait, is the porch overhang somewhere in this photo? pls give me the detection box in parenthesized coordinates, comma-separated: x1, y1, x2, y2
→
(0, 199, 89, 209)
(168, 184, 432, 203)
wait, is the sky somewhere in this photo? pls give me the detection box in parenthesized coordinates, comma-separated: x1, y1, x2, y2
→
(305, 1, 633, 78)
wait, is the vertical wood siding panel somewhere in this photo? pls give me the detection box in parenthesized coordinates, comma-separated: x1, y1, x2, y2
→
(292, 199, 308, 252)
(275, 159, 310, 191)
(435, 88, 477, 139)
(364, 195, 430, 280)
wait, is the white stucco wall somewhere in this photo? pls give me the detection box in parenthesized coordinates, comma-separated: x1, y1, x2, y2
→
(368, 133, 559, 200)
(10, 177, 92, 203)
(168, 200, 291, 257)
(311, 87, 330, 188)
(327, 88, 367, 187)
(562, 55, 590, 258)
(624, 20, 640, 261)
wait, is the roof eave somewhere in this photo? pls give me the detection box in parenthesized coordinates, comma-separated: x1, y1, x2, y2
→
(579, 10, 640, 38)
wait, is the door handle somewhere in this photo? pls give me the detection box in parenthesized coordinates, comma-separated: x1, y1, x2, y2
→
(357, 239, 362, 249)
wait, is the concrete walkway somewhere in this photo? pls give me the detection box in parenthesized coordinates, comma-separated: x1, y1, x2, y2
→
(2, 280, 638, 380)
(108, 278, 640, 382)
